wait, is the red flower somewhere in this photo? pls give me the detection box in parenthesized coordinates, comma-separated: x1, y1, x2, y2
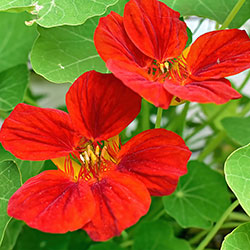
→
(94, 0, 250, 108)
(0, 71, 191, 241)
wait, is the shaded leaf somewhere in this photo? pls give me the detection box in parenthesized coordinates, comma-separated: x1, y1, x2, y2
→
(133, 220, 191, 250)
(221, 222, 250, 250)
(0, 161, 21, 246)
(0, 219, 24, 250)
(14, 226, 70, 250)
(0, 12, 37, 72)
(88, 242, 123, 250)
(222, 116, 250, 146)
(225, 144, 250, 216)
(162, 0, 250, 28)
(0, 65, 29, 111)
(0, 0, 119, 28)
(163, 161, 231, 229)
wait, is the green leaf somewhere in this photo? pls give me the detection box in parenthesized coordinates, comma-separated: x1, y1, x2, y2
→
(221, 222, 250, 250)
(161, 0, 250, 28)
(31, 18, 106, 83)
(163, 161, 231, 229)
(0, 65, 29, 111)
(0, 219, 24, 250)
(14, 226, 70, 250)
(0, 0, 119, 28)
(222, 116, 250, 146)
(88, 242, 123, 250)
(133, 220, 191, 250)
(0, 12, 37, 72)
(225, 144, 250, 216)
(0, 145, 44, 184)
(0, 161, 21, 246)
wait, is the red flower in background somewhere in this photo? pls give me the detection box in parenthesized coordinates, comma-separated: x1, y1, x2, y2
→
(0, 71, 191, 241)
(94, 0, 250, 108)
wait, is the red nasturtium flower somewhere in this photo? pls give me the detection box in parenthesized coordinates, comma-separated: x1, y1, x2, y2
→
(0, 71, 191, 241)
(94, 0, 250, 108)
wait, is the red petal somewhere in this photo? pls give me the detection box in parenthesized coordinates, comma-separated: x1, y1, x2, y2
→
(117, 129, 191, 196)
(0, 104, 76, 160)
(107, 60, 173, 108)
(94, 11, 150, 67)
(66, 71, 141, 141)
(124, 0, 187, 62)
(164, 78, 242, 104)
(187, 29, 250, 79)
(8, 170, 95, 233)
(83, 171, 151, 241)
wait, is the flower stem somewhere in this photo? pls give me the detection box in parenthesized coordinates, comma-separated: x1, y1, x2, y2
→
(142, 99, 150, 131)
(197, 131, 226, 162)
(195, 200, 239, 250)
(155, 107, 163, 128)
(238, 70, 250, 91)
(220, 0, 246, 30)
(228, 212, 250, 222)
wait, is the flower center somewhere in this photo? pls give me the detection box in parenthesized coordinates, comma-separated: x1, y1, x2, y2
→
(53, 136, 120, 182)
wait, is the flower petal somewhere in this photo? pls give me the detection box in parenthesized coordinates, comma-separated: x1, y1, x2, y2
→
(94, 11, 150, 67)
(0, 104, 77, 160)
(117, 129, 191, 196)
(66, 71, 141, 141)
(164, 78, 242, 104)
(8, 170, 95, 233)
(187, 29, 250, 79)
(83, 171, 151, 241)
(124, 0, 187, 61)
(107, 60, 173, 108)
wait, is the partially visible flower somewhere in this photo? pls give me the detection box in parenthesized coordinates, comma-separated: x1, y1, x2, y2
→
(0, 71, 191, 241)
(94, 0, 250, 108)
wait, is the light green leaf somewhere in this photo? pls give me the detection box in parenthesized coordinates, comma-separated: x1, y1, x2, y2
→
(31, 18, 106, 83)
(0, 161, 21, 246)
(0, 12, 37, 72)
(163, 161, 231, 229)
(0, 65, 29, 111)
(133, 220, 191, 250)
(161, 0, 250, 28)
(14, 226, 70, 250)
(0, 219, 24, 250)
(221, 222, 250, 250)
(222, 116, 250, 146)
(225, 144, 250, 216)
(0, 0, 119, 28)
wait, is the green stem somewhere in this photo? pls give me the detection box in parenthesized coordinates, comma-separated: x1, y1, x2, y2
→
(195, 200, 239, 250)
(228, 212, 250, 222)
(238, 71, 250, 91)
(120, 240, 134, 248)
(197, 131, 226, 161)
(142, 99, 150, 131)
(220, 0, 246, 29)
(221, 222, 245, 229)
(152, 209, 166, 221)
(155, 107, 163, 128)
(189, 230, 208, 245)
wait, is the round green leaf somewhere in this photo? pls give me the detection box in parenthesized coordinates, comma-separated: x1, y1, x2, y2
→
(133, 221, 191, 250)
(0, 0, 119, 28)
(225, 144, 250, 216)
(0, 65, 29, 111)
(31, 19, 106, 83)
(0, 161, 21, 246)
(163, 161, 231, 229)
(162, 0, 250, 28)
(222, 117, 250, 146)
(0, 12, 37, 73)
(221, 222, 250, 250)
